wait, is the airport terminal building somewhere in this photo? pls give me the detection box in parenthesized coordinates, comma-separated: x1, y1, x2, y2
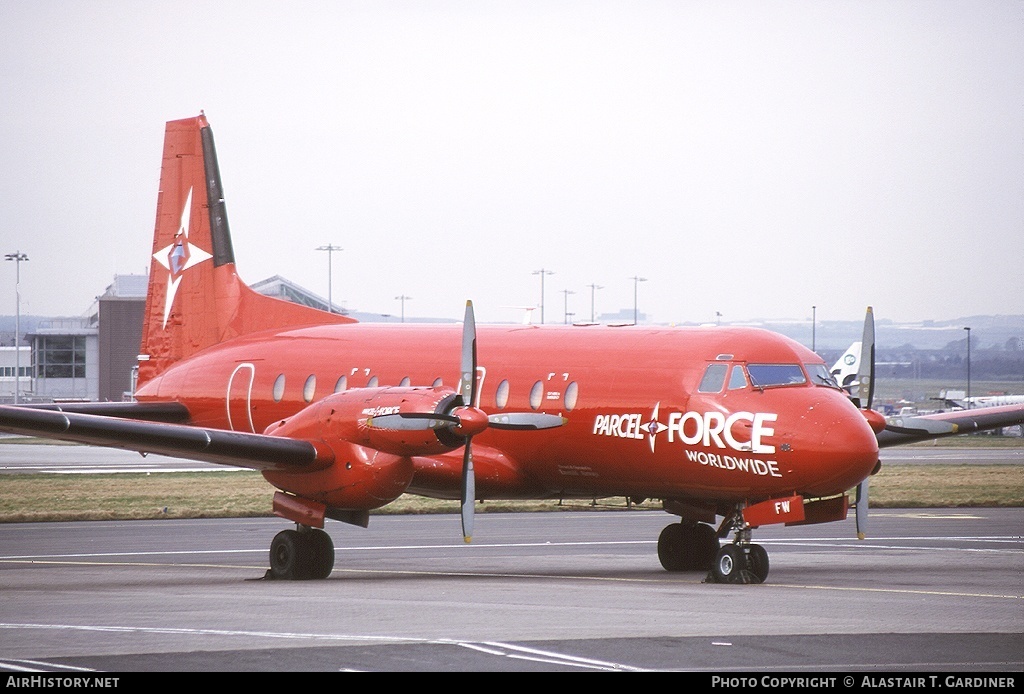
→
(1, 274, 339, 404)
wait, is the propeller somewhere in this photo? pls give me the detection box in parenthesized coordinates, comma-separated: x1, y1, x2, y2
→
(853, 306, 876, 540)
(366, 300, 566, 543)
(459, 300, 478, 543)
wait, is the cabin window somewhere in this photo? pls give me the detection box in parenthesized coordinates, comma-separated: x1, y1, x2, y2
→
(399, 376, 411, 387)
(495, 379, 510, 409)
(303, 375, 316, 403)
(697, 363, 728, 393)
(433, 377, 443, 387)
(334, 375, 347, 393)
(529, 380, 543, 410)
(564, 381, 579, 411)
(272, 374, 285, 402)
(367, 375, 379, 388)
(805, 363, 839, 388)
(728, 365, 748, 390)
(746, 364, 807, 388)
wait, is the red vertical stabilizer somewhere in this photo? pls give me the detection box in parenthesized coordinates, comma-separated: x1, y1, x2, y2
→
(137, 114, 354, 387)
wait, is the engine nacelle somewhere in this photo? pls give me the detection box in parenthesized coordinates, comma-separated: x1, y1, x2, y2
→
(261, 386, 464, 510)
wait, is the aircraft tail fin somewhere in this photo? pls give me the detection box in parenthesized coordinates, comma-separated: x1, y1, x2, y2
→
(137, 114, 354, 388)
(830, 341, 862, 395)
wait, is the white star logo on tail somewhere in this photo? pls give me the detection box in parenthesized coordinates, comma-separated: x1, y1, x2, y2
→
(152, 187, 212, 328)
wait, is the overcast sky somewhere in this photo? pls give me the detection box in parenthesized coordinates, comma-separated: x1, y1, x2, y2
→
(1, 1, 1021, 327)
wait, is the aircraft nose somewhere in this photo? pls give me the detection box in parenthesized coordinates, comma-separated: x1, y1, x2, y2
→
(790, 392, 879, 496)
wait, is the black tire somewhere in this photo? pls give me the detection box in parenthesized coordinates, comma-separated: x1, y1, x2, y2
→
(747, 544, 769, 584)
(304, 528, 335, 580)
(713, 545, 747, 584)
(657, 523, 687, 571)
(269, 529, 304, 580)
(693, 523, 719, 570)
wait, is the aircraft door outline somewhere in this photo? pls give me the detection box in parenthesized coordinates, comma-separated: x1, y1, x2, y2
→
(227, 363, 256, 433)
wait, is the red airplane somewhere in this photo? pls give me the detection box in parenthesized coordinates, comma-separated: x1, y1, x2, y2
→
(3, 114, 1022, 584)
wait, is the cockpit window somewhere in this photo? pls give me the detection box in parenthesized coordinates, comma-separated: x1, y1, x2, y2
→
(728, 365, 748, 390)
(746, 364, 807, 388)
(805, 362, 840, 388)
(698, 363, 729, 392)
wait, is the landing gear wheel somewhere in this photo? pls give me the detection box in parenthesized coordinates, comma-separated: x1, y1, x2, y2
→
(747, 544, 769, 584)
(268, 528, 335, 580)
(693, 523, 719, 571)
(713, 545, 748, 584)
(303, 528, 335, 580)
(269, 529, 303, 580)
(658, 522, 719, 571)
(657, 524, 688, 571)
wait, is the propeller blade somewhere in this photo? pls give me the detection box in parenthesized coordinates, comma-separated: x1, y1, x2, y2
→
(458, 301, 477, 543)
(488, 413, 568, 430)
(857, 306, 875, 410)
(460, 300, 477, 407)
(366, 412, 460, 430)
(461, 442, 475, 543)
(855, 479, 868, 540)
(852, 307, 877, 539)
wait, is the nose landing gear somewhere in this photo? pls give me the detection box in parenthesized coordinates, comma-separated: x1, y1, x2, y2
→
(709, 535, 769, 584)
(707, 515, 769, 584)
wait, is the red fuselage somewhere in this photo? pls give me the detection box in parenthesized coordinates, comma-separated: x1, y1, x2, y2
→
(136, 321, 880, 506)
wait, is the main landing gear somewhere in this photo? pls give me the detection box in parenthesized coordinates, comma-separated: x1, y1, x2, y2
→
(657, 514, 770, 584)
(266, 526, 335, 580)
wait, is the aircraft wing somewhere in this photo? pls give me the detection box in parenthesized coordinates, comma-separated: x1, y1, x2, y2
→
(19, 401, 191, 423)
(0, 404, 321, 471)
(877, 404, 1024, 448)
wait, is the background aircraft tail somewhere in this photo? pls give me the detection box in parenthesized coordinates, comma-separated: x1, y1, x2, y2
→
(137, 113, 354, 387)
(830, 341, 862, 394)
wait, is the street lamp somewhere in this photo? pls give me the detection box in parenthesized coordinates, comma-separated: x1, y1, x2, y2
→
(561, 289, 575, 324)
(629, 276, 647, 325)
(964, 327, 971, 410)
(395, 295, 411, 323)
(532, 269, 554, 324)
(5, 251, 28, 404)
(587, 283, 603, 322)
(812, 305, 817, 353)
(316, 245, 342, 313)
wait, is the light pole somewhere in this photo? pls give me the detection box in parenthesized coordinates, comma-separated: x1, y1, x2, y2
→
(561, 289, 575, 324)
(629, 276, 647, 325)
(5, 251, 28, 404)
(395, 295, 411, 323)
(316, 245, 342, 313)
(587, 283, 603, 322)
(532, 269, 554, 324)
(812, 305, 816, 352)
(964, 326, 971, 410)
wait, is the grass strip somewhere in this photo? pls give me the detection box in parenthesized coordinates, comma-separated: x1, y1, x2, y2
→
(0, 464, 1020, 523)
